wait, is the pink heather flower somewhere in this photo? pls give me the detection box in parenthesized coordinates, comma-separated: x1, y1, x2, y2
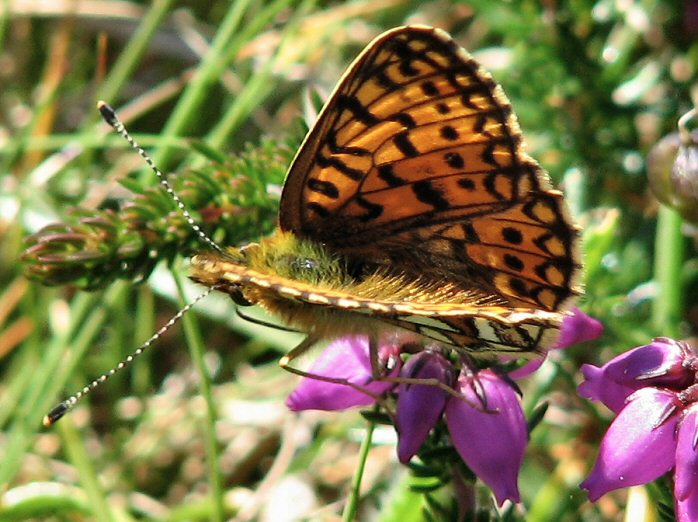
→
(579, 338, 698, 521)
(675, 406, 698, 520)
(581, 387, 679, 498)
(557, 307, 604, 349)
(286, 336, 402, 411)
(579, 337, 694, 413)
(287, 337, 532, 506)
(444, 369, 527, 505)
(395, 351, 454, 464)
(389, 355, 528, 506)
(287, 312, 602, 507)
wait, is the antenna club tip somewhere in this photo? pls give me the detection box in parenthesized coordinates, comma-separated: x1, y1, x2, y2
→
(97, 101, 117, 125)
(44, 402, 69, 427)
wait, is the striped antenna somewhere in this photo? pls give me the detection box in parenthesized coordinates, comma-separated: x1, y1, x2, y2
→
(44, 287, 214, 426)
(97, 101, 225, 255)
(45, 102, 227, 426)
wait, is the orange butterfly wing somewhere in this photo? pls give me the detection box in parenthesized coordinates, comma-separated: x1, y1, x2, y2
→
(279, 25, 581, 312)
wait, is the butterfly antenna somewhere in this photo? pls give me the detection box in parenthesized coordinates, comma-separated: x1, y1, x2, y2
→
(43, 287, 215, 427)
(97, 101, 225, 256)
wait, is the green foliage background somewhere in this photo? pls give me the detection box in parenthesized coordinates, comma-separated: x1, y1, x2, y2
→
(1, 0, 696, 520)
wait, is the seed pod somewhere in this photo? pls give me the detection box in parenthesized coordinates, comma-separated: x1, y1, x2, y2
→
(647, 110, 698, 223)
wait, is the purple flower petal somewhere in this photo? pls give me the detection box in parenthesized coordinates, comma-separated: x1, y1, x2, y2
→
(445, 369, 526, 506)
(509, 309, 603, 381)
(579, 338, 693, 413)
(395, 351, 454, 464)
(675, 405, 698, 500)
(604, 338, 693, 388)
(676, 488, 698, 522)
(581, 387, 680, 501)
(507, 357, 545, 380)
(556, 307, 604, 348)
(286, 336, 401, 411)
(578, 363, 637, 413)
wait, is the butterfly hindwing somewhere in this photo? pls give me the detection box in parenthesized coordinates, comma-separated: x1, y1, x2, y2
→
(190, 253, 561, 355)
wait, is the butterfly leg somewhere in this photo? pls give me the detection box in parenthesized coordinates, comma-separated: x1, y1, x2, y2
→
(375, 345, 491, 410)
(279, 335, 386, 404)
(457, 355, 500, 413)
(368, 333, 383, 380)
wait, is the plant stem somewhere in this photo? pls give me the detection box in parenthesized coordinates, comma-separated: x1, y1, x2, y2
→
(652, 205, 685, 337)
(342, 419, 376, 521)
(174, 273, 224, 522)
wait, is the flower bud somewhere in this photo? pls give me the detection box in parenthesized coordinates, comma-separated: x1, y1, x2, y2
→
(647, 119, 698, 223)
(579, 337, 694, 412)
(395, 351, 454, 463)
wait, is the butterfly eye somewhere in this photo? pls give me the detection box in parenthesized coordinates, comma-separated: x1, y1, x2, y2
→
(282, 255, 319, 279)
(293, 258, 318, 271)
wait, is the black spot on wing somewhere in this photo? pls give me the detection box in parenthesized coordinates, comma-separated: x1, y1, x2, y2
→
(307, 178, 339, 199)
(481, 142, 498, 167)
(336, 94, 379, 126)
(435, 102, 450, 114)
(502, 227, 523, 245)
(484, 172, 505, 200)
(393, 131, 419, 157)
(377, 164, 408, 187)
(356, 196, 384, 222)
(325, 131, 371, 156)
(504, 254, 524, 271)
(444, 152, 465, 169)
(463, 223, 480, 242)
(375, 70, 400, 90)
(440, 125, 459, 141)
(390, 112, 417, 128)
(389, 38, 421, 77)
(307, 202, 330, 218)
(412, 180, 450, 210)
(421, 80, 439, 96)
(457, 178, 475, 190)
(509, 277, 528, 297)
(316, 153, 365, 181)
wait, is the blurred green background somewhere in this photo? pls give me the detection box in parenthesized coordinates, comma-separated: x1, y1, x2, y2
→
(1, 0, 696, 520)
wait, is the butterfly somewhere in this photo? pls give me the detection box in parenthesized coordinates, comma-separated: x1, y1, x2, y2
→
(190, 25, 582, 368)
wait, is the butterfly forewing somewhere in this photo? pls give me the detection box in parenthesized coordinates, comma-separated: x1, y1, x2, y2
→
(279, 25, 581, 312)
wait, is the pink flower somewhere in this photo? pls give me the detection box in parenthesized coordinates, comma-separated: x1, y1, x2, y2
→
(579, 338, 698, 521)
(394, 351, 453, 464)
(579, 337, 694, 413)
(557, 307, 604, 349)
(287, 337, 528, 506)
(287, 310, 602, 508)
(286, 336, 402, 411)
(444, 369, 527, 505)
